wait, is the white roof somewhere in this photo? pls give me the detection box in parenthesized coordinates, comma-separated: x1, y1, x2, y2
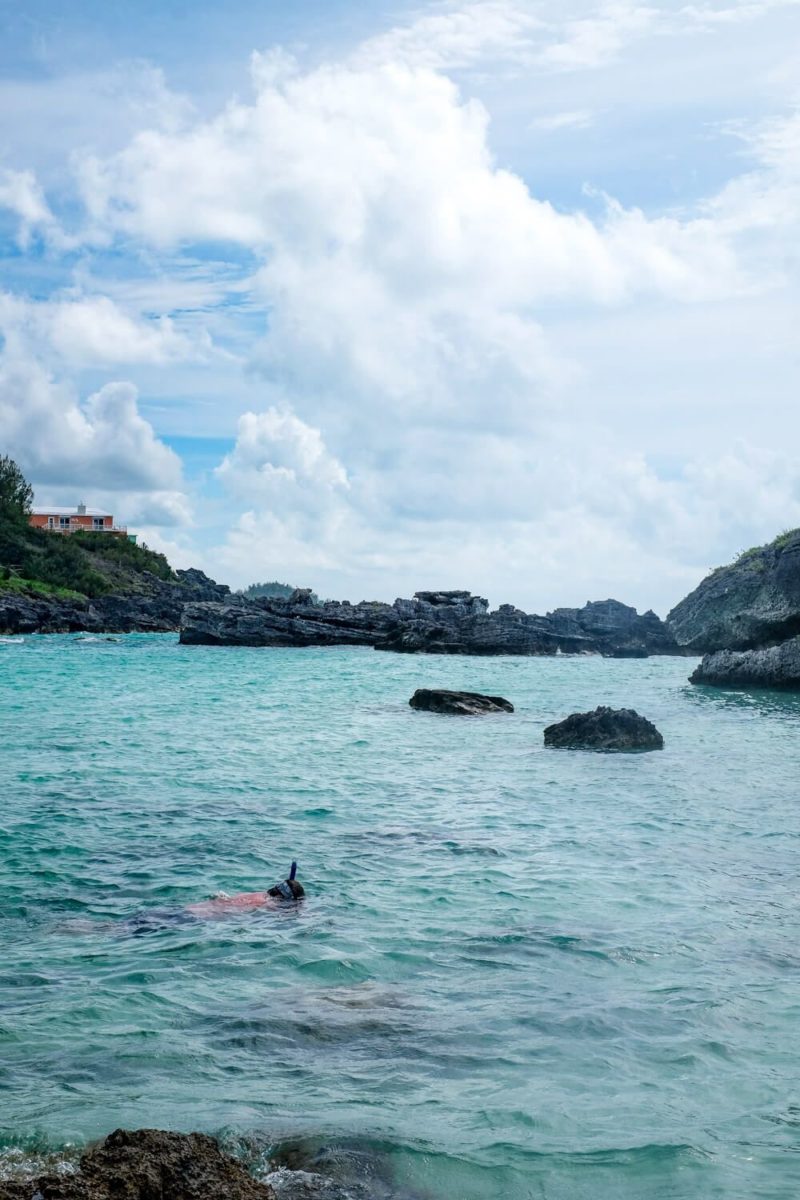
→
(32, 506, 113, 517)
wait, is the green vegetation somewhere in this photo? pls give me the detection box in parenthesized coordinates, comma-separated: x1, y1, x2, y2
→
(238, 580, 318, 602)
(708, 527, 800, 577)
(772, 528, 800, 551)
(0, 573, 87, 602)
(0, 458, 176, 599)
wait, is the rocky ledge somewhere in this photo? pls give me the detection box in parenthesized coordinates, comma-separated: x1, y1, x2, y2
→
(543, 706, 664, 751)
(180, 590, 682, 658)
(0, 569, 230, 636)
(668, 528, 800, 654)
(0, 1128, 273, 1200)
(409, 688, 514, 714)
(690, 637, 800, 690)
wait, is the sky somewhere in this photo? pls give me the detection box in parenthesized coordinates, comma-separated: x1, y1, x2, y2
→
(1, 0, 799, 613)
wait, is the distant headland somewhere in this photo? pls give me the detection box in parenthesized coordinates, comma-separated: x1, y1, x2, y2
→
(3, 456, 800, 686)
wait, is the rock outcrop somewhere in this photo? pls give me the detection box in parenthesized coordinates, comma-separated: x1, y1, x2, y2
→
(543, 706, 664, 751)
(0, 569, 230, 636)
(668, 529, 800, 653)
(690, 636, 800, 690)
(409, 688, 514, 714)
(181, 591, 682, 658)
(0, 1128, 274, 1200)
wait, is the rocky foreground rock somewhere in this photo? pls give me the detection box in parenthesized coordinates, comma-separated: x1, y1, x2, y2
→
(180, 590, 682, 658)
(690, 637, 800, 690)
(0, 1129, 274, 1200)
(543, 706, 664, 751)
(0, 569, 230, 635)
(409, 688, 514, 714)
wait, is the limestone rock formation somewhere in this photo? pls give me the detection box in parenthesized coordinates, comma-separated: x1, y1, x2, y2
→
(690, 636, 800, 690)
(409, 688, 514, 714)
(0, 1128, 274, 1200)
(543, 706, 664, 751)
(0, 569, 230, 636)
(181, 591, 681, 658)
(668, 529, 800, 653)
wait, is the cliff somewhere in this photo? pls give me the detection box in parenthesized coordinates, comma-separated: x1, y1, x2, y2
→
(667, 529, 800, 653)
(0, 567, 230, 635)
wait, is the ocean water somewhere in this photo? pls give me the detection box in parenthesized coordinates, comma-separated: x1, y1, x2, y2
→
(1, 634, 799, 1199)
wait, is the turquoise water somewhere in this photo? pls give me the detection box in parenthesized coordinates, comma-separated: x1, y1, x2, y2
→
(1, 635, 800, 1198)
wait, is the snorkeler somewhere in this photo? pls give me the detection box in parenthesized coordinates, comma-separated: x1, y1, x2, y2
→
(118, 863, 304, 933)
(185, 864, 305, 917)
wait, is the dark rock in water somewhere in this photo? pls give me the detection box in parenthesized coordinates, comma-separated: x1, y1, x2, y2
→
(180, 596, 399, 647)
(409, 688, 514, 715)
(544, 706, 664, 751)
(667, 529, 800, 653)
(181, 590, 681, 658)
(0, 1129, 274, 1200)
(690, 637, 800, 690)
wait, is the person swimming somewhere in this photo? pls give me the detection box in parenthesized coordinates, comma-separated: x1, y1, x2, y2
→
(122, 863, 304, 933)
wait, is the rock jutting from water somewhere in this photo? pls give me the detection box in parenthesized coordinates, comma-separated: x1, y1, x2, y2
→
(180, 590, 683, 658)
(0, 1128, 274, 1200)
(543, 706, 664, 751)
(409, 688, 514, 714)
(690, 636, 800, 690)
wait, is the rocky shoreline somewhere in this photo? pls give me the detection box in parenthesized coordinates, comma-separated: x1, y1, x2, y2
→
(179, 590, 684, 658)
(669, 528, 800, 690)
(0, 569, 230, 636)
(0, 1128, 402, 1200)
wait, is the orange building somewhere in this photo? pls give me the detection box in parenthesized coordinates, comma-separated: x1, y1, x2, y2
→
(29, 503, 129, 537)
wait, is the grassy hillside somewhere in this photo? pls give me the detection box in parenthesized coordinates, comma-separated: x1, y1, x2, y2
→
(0, 457, 175, 600)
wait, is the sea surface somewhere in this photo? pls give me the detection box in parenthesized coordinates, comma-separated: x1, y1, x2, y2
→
(1, 634, 799, 1199)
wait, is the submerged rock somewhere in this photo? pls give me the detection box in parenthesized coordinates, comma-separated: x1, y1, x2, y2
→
(690, 637, 800, 690)
(409, 688, 514, 715)
(543, 706, 664, 751)
(0, 1129, 274, 1200)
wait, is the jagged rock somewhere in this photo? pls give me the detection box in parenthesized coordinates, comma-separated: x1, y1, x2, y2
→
(0, 1128, 274, 1200)
(181, 591, 681, 658)
(690, 636, 800, 690)
(668, 529, 800, 653)
(544, 706, 664, 751)
(180, 597, 399, 647)
(409, 688, 514, 714)
(0, 570, 231, 636)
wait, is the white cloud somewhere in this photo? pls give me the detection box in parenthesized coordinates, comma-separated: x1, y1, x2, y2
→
(216, 408, 349, 505)
(354, 1, 545, 71)
(530, 109, 596, 131)
(0, 291, 204, 368)
(0, 354, 190, 523)
(2, 4, 800, 605)
(0, 168, 60, 247)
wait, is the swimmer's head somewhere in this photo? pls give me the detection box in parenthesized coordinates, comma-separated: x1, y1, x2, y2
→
(268, 878, 304, 901)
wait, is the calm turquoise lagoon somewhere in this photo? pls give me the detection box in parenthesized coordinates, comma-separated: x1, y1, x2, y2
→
(1, 634, 799, 1198)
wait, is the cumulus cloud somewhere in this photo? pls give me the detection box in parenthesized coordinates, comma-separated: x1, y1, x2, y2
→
(216, 408, 349, 506)
(0, 353, 190, 523)
(2, 3, 799, 602)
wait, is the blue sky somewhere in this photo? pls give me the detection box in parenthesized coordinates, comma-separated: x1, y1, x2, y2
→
(2, 0, 799, 610)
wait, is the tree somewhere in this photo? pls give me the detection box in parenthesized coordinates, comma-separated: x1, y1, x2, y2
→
(0, 456, 33, 517)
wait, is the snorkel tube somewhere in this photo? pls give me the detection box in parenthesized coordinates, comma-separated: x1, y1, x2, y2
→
(273, 861, 300, 900)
